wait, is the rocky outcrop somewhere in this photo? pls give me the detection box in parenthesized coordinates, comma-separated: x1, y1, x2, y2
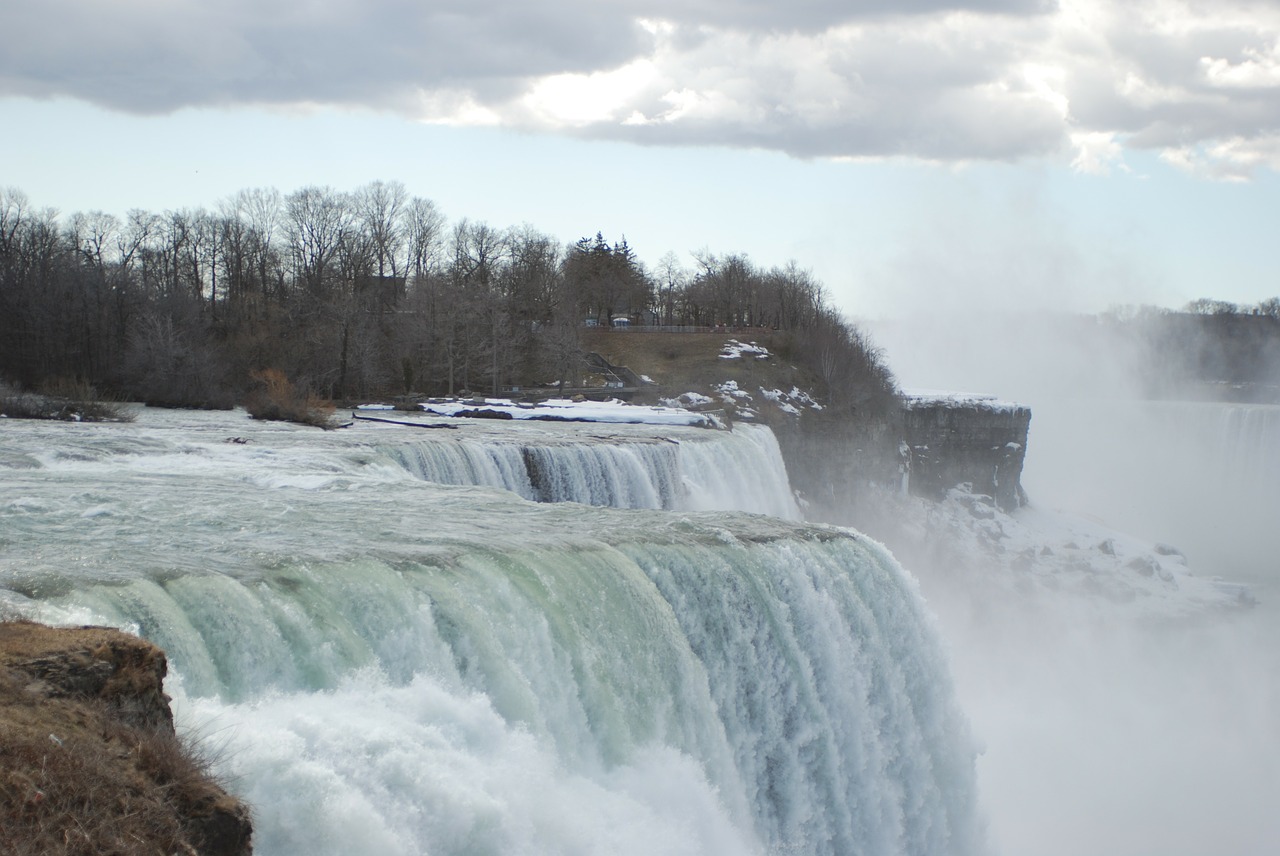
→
(0, 621, 252, 855)
(901, 396, 1031, 511)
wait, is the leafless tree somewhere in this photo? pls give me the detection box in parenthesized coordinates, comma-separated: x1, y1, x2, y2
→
(285, 186, 351, 300)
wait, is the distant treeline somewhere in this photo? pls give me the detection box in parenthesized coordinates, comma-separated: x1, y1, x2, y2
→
(0, 183, 894, 411)
(1181, 297, 1280, 319)
(1105, 302, 1280, 399)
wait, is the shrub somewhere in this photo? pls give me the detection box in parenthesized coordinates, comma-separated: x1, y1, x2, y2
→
(0, 378, 133, 422)
(244, 369, 337, 428)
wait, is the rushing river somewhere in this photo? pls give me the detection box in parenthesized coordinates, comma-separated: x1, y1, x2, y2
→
(0, 408, 981, 856)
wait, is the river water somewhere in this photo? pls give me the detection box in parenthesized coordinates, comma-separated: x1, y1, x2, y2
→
(1, 408, 980, 856)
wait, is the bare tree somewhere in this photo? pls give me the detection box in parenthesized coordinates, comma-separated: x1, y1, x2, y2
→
(355, 180, 409, 279)
(284, 186, 351, 299)
(653, 251, 688, 326)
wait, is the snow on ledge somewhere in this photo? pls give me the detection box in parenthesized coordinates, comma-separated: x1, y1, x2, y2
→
(901, 388, 1028, 414)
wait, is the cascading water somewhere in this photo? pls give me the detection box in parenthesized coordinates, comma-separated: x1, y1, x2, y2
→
(0, 409, 980, 855)
(379, 420, 801, 518)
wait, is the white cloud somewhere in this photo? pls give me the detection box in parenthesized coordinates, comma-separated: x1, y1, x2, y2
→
(1160, 134, 1280, 180)
(1071, 131, 1126, 175)
(1201, 42, 1280, 89)
(521, 61, 659, 127)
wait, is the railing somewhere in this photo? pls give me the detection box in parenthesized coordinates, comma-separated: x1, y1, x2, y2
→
(593, 325, 778, 334)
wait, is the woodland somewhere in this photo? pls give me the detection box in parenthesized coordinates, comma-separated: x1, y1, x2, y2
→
(0, 182, 895, 414)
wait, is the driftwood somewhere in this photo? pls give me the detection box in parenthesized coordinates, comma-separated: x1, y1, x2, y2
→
(352, 413, 459, 429)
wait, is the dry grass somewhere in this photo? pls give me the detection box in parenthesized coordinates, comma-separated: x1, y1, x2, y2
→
(580, 330, 814, 407)
(0, 620, 251, 855)
(1, 705, 192, 855)
(244, 368, 336, 428)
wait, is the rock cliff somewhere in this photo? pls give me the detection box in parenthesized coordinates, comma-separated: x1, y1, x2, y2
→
(773, 394, 1032, 520)
(0, 620, 252, 855)
(901, 395, 1031, 511)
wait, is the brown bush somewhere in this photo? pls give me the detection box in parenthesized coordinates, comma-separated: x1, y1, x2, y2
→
(243, 369, 336, 428)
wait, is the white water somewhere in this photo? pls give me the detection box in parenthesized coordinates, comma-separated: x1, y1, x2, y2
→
(0, 409, 976, 856)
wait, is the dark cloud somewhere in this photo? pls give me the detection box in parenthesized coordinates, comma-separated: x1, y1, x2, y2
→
(0, 0, 646, 112)
(0, 0, 1057, 113)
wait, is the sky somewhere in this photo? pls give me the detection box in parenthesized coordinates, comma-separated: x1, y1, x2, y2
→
(3, 0, 1279, 321)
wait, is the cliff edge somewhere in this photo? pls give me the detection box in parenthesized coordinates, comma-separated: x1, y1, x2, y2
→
(0, 620, 252, 855)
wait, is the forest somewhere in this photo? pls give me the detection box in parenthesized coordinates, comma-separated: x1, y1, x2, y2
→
(0, 182, 894, 415)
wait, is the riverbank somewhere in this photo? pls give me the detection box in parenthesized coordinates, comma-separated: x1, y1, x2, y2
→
(0, 620, 252, 855)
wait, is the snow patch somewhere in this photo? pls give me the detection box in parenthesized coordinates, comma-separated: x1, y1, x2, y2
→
(714, 380, 752, 403)
(758, 386, 824, 416)
(718, 339, 771, 360)
(660, 392, 714, 409)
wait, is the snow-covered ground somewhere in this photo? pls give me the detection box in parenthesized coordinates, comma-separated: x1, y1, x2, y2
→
(874, 483, 1253, 621)
(718, 339, 772, 360)
(355, 398, 723, 427)
(659, 381, 825, 422)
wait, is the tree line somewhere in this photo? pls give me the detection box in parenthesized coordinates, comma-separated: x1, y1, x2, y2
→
(0, 182, 894, 412)
(1183, 297, 1280, 318)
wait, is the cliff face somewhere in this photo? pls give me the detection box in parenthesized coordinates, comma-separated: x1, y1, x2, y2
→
(901, 398, 1032, 511)
(0, 621, 252, 856)
(771, 395, 1032, 521)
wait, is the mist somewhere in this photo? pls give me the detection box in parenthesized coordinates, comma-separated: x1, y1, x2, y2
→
(865, 309, 1280, 856)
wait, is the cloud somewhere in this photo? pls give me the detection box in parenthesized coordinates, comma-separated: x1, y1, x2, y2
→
(1070, 131, 1126, 175)
(545, 14, 1069, 161)
(3, 0, 1280, 174)
(0, 0, 648, 111)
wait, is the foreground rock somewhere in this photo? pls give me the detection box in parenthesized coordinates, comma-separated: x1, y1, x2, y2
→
(0, 621, 252, 855)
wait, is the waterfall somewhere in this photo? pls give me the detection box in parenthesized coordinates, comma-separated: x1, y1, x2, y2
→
(1, 409, 980, 856)
(1205, 403, 1280, 498)
(379, 421, 801, 518)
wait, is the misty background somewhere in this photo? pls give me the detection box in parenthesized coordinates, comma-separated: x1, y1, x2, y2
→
(869, 308, 1280, 856)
